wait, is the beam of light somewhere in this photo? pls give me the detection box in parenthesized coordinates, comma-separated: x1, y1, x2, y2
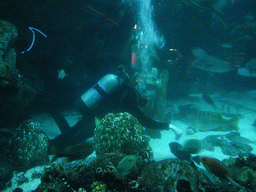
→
(21, 27, 47, 54)
(82, 5, 120, 27)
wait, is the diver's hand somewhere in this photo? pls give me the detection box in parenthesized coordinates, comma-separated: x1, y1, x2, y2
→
(169, 124, 182, 140)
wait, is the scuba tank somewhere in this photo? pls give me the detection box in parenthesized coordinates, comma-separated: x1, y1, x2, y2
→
(80, 74, 123, 109)
(80, 66, 130, 109)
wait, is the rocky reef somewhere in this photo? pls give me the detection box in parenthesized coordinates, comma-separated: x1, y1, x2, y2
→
(94, 112, 152, 160)
(23, 153, 256, 192)
(1, 112, 255, 192)
(139, 158, 202, 191)
(0, 20, 43, 128)
(229, 154, 256, 191)
(0, 120, 49, 190)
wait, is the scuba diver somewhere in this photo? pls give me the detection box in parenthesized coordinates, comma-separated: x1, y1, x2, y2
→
(48, 66, 183, 149)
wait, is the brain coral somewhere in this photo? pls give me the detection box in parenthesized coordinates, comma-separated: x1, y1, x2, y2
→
(94, 112, 151, 157)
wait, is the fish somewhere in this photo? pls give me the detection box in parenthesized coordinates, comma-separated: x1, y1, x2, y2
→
(57, 69, 68, 80)
(220, 43, 233, 48)
(115, 155, 141, 178)
(169, 139, 202, 163)
(199, 156, 244, 189)
(169, 142, 192, 162)
(184, 110, 240, 132)
(202, 94, 216, 109)
(191, 48, 233, 73)
(49, 142, 94, 162)
(182, 139, 202, 154)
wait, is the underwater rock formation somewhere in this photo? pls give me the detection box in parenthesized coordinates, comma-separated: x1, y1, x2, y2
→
(0, 20, 43, 127)
(0, 120, 49, 190)
(90, 152, 144, 180)
(35, 152, 144, 191)
(94, 112, 152, 159)
(229, 154, 256, 191)
(201, 133, 253, 156)
(15, 152, 256, 191)
(0, 20, 17, 77)
(35, 163, 95, 191)
(138, 159, 201, 192)
(1, 121, 49, 171)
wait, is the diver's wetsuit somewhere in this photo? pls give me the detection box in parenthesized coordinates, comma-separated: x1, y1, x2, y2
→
(77, 81, 170, 130)
(50, 69, 169, 148)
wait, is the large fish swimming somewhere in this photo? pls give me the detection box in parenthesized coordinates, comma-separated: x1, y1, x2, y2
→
(199, 156, 244, 189)
(169, 139, 202, 163)
(184, 110, 240, 132)
(191, 48, 233, 73)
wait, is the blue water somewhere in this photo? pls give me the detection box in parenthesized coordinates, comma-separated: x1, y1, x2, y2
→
(1, 0, 256, 191)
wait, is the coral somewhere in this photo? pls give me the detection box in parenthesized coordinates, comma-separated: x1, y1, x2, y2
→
(36, 163, 95, 191)
(138, 159, 201, 191)
(91, 181, 107, 192)
(94, 112, 152, 159)
(90, 152, 145, 179)
(227, 154, 256, 191)
(9, 120, 49, 171)
(235, 166, 256, 190)
(0, 120, 49, 190)
(90, 152, 124, 180)
(90, 152, 146, 191)
(233, 154, 256, 170)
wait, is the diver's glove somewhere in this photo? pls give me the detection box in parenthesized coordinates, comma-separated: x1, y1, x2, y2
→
(169, 124, 182, 140)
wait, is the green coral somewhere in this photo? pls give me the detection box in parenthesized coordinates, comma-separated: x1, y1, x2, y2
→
(91, 181, 107, 192)
(94, 112, 151, 157)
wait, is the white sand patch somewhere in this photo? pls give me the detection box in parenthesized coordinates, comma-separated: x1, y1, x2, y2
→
(3, 165, 49, 192)
(151, 92, 256, 162)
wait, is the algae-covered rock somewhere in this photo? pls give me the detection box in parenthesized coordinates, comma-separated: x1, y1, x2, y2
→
(36, 163, 95, 191)
(0, 20, 43, 127)
(0, 20, 18, 77)
(0, 121, 49, 190)
(230, 154, 256, 191)
(235, 166, 256, 189)
(6, 121, 49, 171)
(89, 152, 145, 191)
(12, 121, 49, 170)
(94, 112, 152, 158)
(138, 159, 200, 192)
